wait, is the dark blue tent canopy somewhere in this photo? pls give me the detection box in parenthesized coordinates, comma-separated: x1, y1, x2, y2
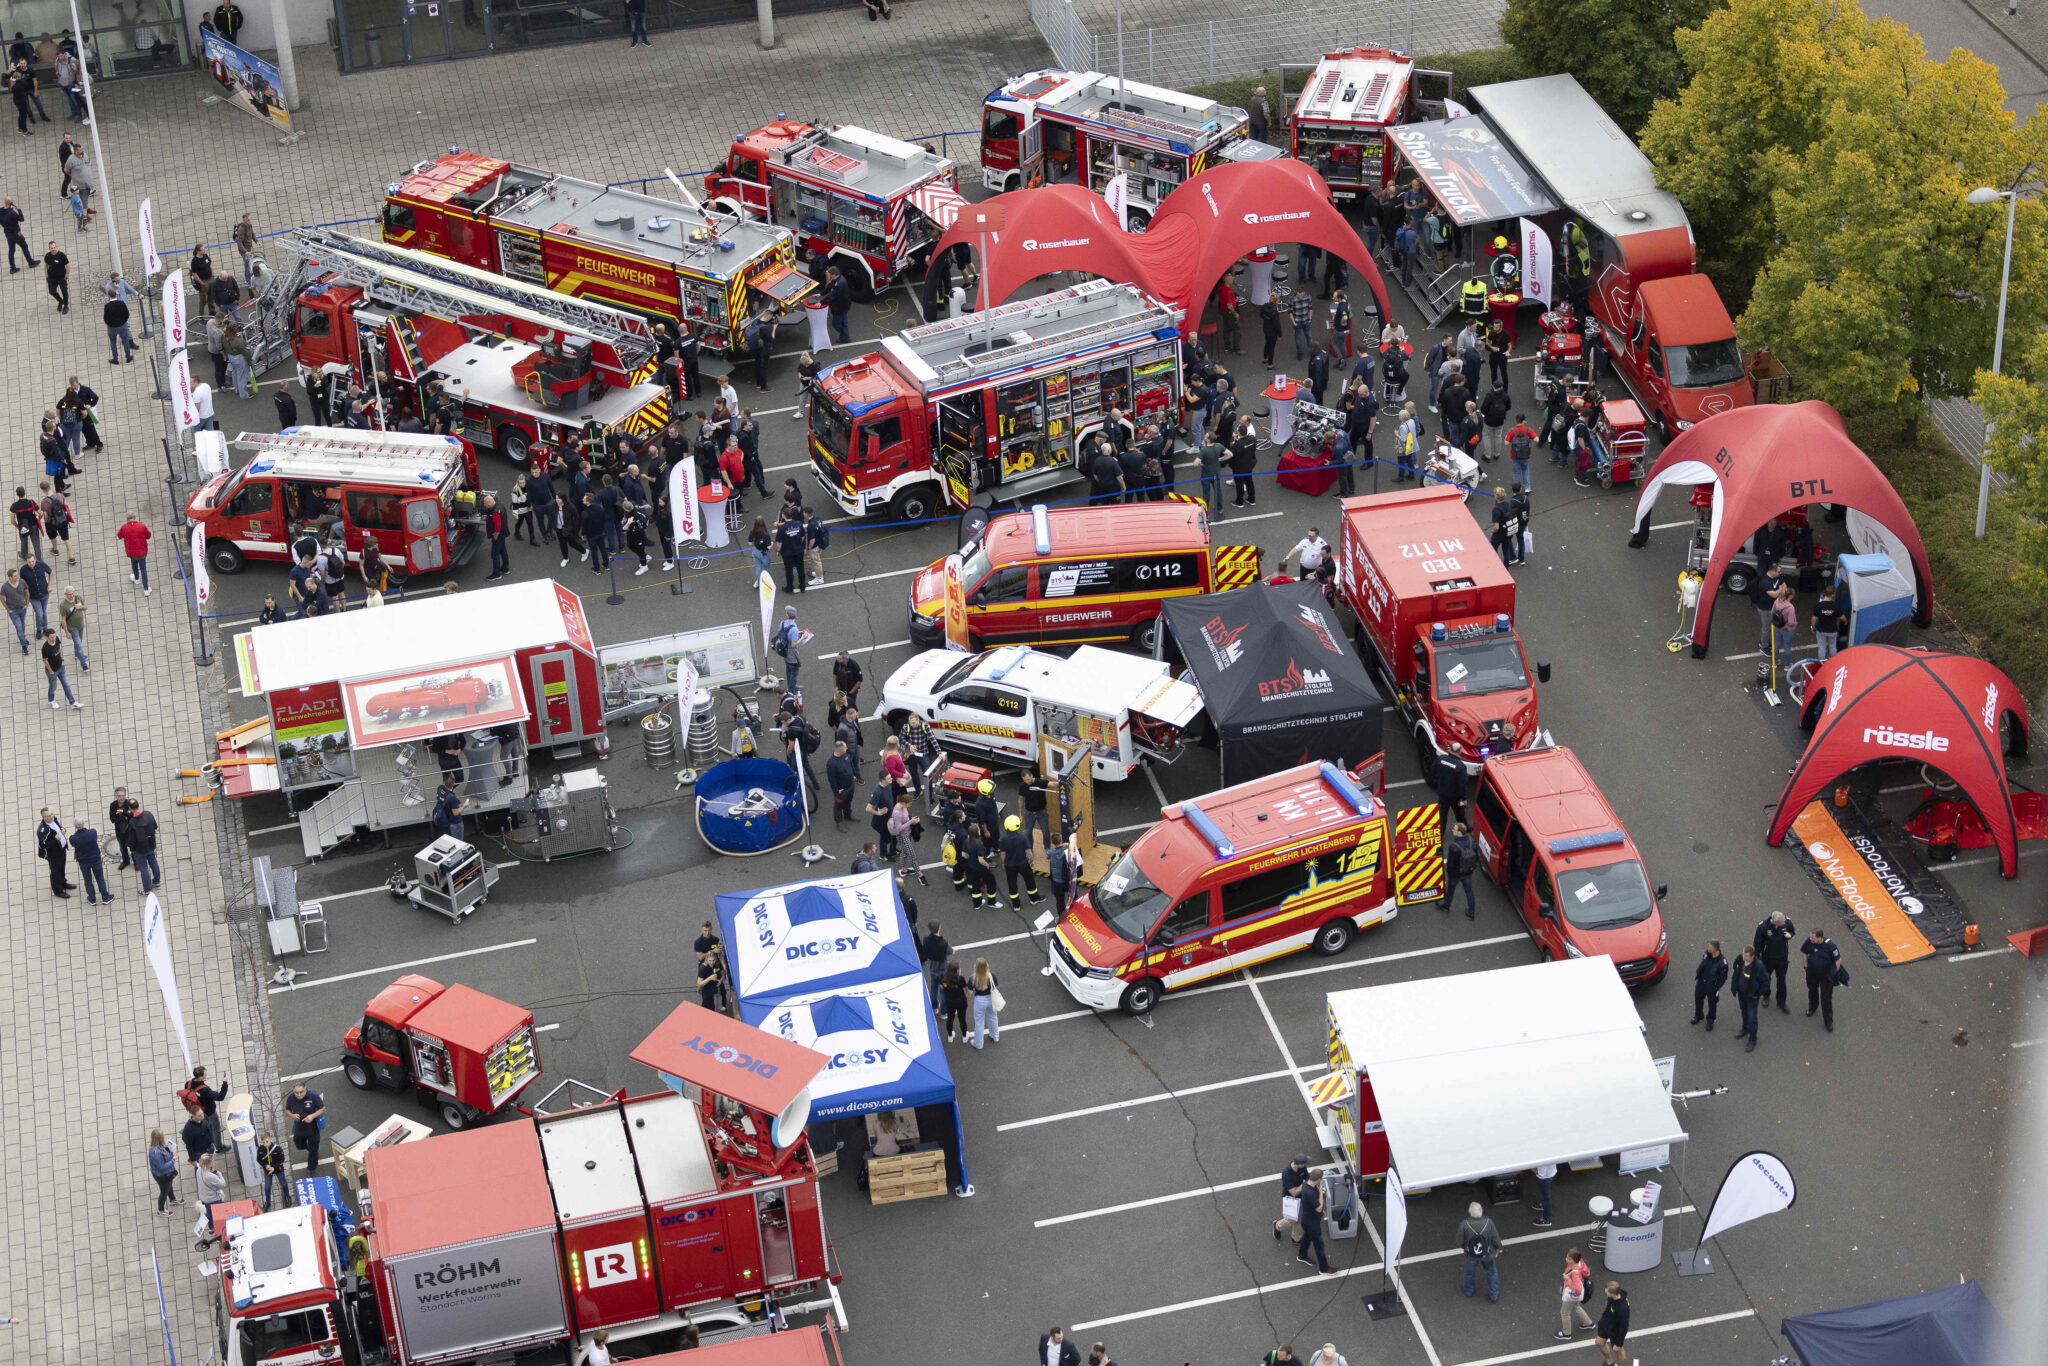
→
(1782, 1282, 2002, 1366)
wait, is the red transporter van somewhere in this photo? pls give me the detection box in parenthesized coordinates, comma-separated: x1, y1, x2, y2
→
(1468, 746, 1670, 986)
(1049, 762, 1399, 1014)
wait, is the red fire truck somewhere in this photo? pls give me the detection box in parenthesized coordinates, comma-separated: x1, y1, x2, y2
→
(979, 69, 1280, 227)
(341, 976, 540, 1130)
(808, 278, 1183, 523)
(1282, 46, 1449, 201)
(384, 150, 817, 356)
(706, 120, 967, 299)
(210, 1003, 843, 1366)
(1337, 486, 1543, 773)
(279, 227, 671, 467)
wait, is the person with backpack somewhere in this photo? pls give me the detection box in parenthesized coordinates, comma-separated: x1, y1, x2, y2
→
(1444, 821, 1479, 919)
(1457, 1201, 1503, 1301)
(1506, 412, 1538, 491)
(771, 606, 802, 694)
(1555, 1249, 1596, 1339)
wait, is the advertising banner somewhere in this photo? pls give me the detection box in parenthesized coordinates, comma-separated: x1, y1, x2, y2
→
(190, 523, 212, 608)
(171, 349, 197, 430)
(598, 624, 756, 707)
(1520, 216, 1554, 306)
(341, 656, 530, 748)
(668, 457, 702, 547)
(161, 267, 187, 351)
(758, 571, 778, 668)
(1384, 1165, 1409, 1266)
(941, 553, 970, 652)
(1698, 1151, 1796, 1244)
(1387, 118, 1558, 224)
(201, 30, 293, 132)
(1103, 171, 1130, 231)
(141, 893, 193, 1074)
(139, 198, 161, 276)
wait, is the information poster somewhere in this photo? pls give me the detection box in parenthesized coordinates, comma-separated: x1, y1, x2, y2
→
(201, 31, 293, 132)
(599, 623, 757, 708)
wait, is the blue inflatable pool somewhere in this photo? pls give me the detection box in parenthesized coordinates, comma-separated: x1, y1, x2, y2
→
(694, 758, 806, 856)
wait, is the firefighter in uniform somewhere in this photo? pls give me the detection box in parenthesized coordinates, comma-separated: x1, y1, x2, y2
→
(998, 814, 1044, 909)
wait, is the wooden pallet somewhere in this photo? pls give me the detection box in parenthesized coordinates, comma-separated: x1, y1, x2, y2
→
(813, 1146, 838, 1178)
(868, 1150, 947, 1205)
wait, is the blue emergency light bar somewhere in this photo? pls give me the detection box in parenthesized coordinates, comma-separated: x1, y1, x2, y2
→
(1548, 830, 1627, 856)
(987, 645, 1034, 681)
(1031, 504, 1053, 556)
(1182, 802, 1238, 860)
(1318, 763, 1377, 819)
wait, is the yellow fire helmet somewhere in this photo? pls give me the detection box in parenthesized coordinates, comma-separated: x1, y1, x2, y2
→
(977, 779, 994, 795)
(1005, 814, 1022, 831)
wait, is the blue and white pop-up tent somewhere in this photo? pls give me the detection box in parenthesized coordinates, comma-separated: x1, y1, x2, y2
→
(740, 972, 972, 1194)
(715, 869, 921, 1006)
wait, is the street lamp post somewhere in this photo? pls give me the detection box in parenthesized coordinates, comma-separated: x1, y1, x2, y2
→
(1967, 184, 2019, 540)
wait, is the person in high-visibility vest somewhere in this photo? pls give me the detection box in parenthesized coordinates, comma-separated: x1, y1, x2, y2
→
(1459, 276, 1490, 318)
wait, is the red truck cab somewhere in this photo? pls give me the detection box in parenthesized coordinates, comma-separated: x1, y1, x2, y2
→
(1338, 488, 1542, 773)
(1469, 745, 1669, 986)
(342, 974, 541, 1130)
(1592, 228, 1751, 441)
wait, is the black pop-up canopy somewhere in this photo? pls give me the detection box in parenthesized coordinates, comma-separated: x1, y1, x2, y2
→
(1162, 582, 1384, 786)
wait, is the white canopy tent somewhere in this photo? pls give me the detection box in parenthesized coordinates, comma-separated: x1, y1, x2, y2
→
(1327, 957, 1686, 1190)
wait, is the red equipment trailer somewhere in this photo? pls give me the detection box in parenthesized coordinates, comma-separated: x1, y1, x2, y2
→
(341, 976, 540, 1130)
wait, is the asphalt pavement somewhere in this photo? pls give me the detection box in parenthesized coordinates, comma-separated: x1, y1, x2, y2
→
(201, 256, 2048, 1366)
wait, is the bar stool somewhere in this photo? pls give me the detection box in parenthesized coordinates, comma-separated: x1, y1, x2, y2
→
(1587, 1195, 1614, 1253)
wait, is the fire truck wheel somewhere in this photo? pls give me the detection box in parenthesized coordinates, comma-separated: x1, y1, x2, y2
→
(890, 484, 939, 525)
(1413, 727, 1435, 773)
(440, 1102, 472, 1131)
(206, 539, 246, 575)
(343, 1057, 373, 1090)
(1119, 978, 1162, 1016)
(1313, 918, 1355, 956)
(1721, 561, 1754, 597)
(1652, 409, 1674, 444)
(1128, 617, 1160, 654)
(1126, 209, 1151, 234)
(886, 708, 911, 733)
(1003, 172, 1021, 194)
(498, 424, 532, 467)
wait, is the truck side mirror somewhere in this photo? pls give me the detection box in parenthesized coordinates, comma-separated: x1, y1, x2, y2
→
(1537, 660, 1552, 684)
(1656, 883, 1669, 901)
(1154, 928, 1176, 949)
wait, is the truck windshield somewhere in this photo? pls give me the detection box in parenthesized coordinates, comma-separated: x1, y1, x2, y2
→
(958, 544, 992, 589)
(1090, 848, 1173, 943)
(1556, 859, 1655, 931)
(1435, 639, 1528, 695)
(1665, 338, 1744, 388)
(810, 396, 854, 463)
(934, 654, 981, 691)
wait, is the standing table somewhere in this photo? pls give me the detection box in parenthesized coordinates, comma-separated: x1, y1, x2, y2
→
(697, 483, 733, 549)
(1246, 248, 1277, 306)
(1263, 377, 1302, 445)
(804, 297, 832, 353)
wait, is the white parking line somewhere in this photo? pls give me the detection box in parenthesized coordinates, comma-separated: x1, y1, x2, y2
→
(995, 1066, 1305, 1132)
(247, 821, 300, 836)
(308, 861, 519, 903)
(808, 565, 923, 591)
(267, 938, 538, 994)
(2015, 1035, 2048, 1048)
(1725, 645, 1817, 662)
(1034, 1172, 1277, 1228)
(816, 639, 910, 661)
(282, 1065, 342, 1083)
(1647, 520, 1694, 531)
(954, 929, 1039, 952)
(1942, 847, 2048, 871)
(1454, 1309, 1756, 1366)
(1951, 945, 2017, 961)
(1387, 777, 1427, 789)
(1002, 1006, 1094, 1033)
(1213, 510, 1286, 525)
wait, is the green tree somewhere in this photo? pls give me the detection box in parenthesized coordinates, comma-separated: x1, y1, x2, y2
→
(1641, 0, 1874, 284)
(1977, 327, 2048, 585)
(1738, 20, 2048, 432)
(1499, 0, 1721, 134)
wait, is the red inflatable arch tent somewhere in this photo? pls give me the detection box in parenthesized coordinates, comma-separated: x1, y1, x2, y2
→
(1627, 402, 1934, 657)
(925, 159, 1393, 343)
(1770, 645, 2030, 877)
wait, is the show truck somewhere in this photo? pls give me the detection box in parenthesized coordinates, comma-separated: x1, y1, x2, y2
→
(978, 68, 1281, 225)
(1336, 486, 1541, 773)
(1281, 46, 1449, 202)
(278, 228, 671, 467)
(808, 278, 1183, 523)
(706, 119, 967, 298)
(384, 149, 817, 355)
(210, 1005, 844, 1366)
(1592, 249, 1752, 443)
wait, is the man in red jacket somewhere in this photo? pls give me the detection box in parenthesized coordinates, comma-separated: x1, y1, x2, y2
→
(116, 510, 151, 594)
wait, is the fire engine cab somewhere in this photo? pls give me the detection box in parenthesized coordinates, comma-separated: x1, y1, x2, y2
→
(188, 427, 481, 577)
(1282, 46, 1449, 200)
(809, 278, 1183, 523)
(979, 69, 1281, 227)
(385, 150, 817, 355)
(707, 120, 966, 299)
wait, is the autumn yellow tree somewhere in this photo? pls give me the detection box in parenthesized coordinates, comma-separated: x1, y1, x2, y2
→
(1977, 327, 2048, 581)
(1738, 20, 2048, 431)
(1642, 0, 1876, 284)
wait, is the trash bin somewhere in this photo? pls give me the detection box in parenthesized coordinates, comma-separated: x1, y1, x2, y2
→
(1603, 1204, 1665, 1273)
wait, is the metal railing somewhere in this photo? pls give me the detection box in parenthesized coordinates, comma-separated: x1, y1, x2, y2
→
(1033, 0, 1507, 89)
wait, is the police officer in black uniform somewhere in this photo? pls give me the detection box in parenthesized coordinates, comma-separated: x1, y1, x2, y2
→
(1752, 911, 1797, 1013)
(1690, 939, 1728, 1031)
(1800, 927, 1843, 1032)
